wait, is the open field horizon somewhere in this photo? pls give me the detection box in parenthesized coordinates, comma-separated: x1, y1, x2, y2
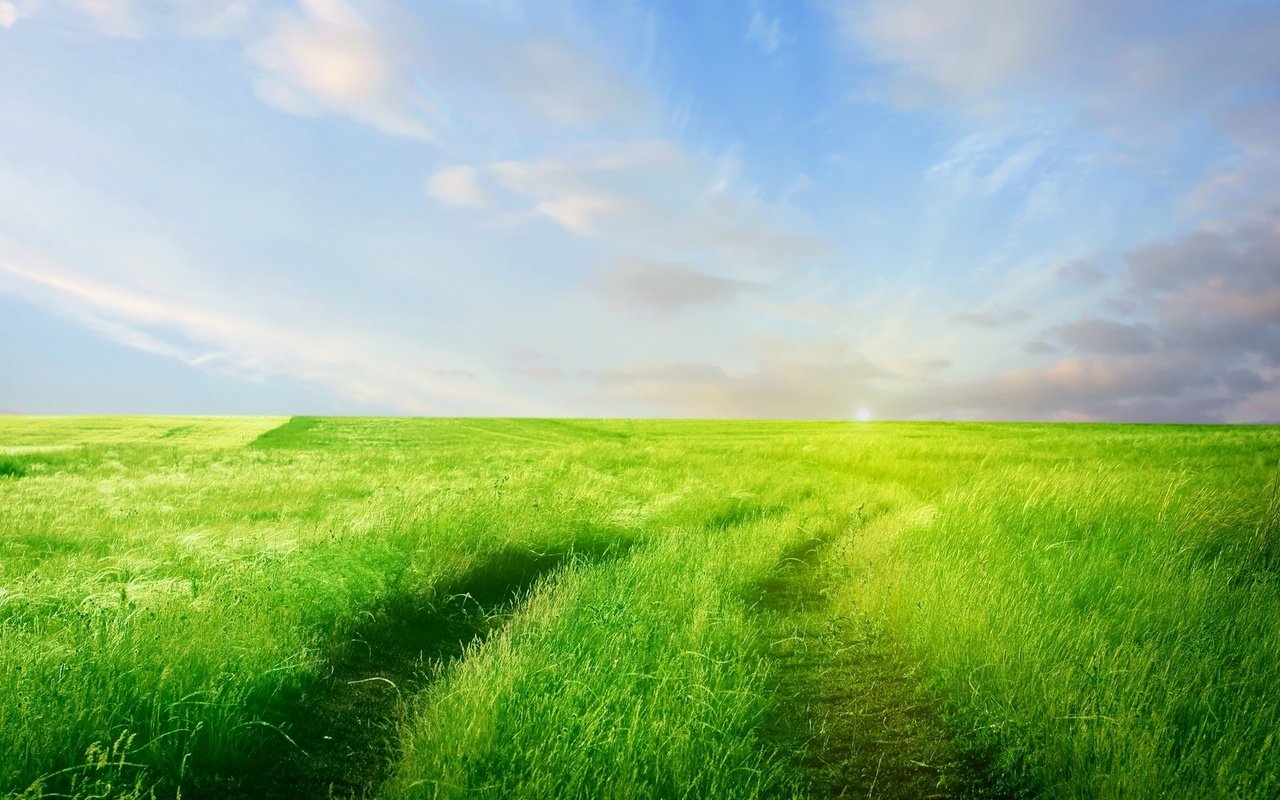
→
(3, 415, 1278, 799)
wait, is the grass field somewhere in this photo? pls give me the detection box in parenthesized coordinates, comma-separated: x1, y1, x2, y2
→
(2, 416, 1278, 799)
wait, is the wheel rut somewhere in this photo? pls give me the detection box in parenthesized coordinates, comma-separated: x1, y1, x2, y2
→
(754, 529, 1017, 799)
(189, 541, 630, 800)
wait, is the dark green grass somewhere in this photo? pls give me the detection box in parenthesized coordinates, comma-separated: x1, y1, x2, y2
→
(0, 456, 26, 478)
(0, 451, 74, 479)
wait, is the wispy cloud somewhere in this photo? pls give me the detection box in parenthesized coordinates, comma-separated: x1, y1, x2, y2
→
(0, 236, 537, 414)
(1053, 259, 1105, 285)
(825, 0, 1280, 421)
(1054, 316, 1157, 355)
(437, 141, 828, 271)
(839, 1, 1280, 117)
(594, 339, 889, 419)
(951, 308, 1031, 328)
(589, 257, 762, 313)
(837, 0, 1280, 170)
(47, 0, 648, 144)
(746, 2, 786, 55)
(837, 0, 1075, 105)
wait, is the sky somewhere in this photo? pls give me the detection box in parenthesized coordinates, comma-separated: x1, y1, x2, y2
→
(1, 0, 1278, 421)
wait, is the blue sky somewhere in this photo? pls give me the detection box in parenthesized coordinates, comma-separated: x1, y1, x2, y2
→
(1, 0, 1278, 420)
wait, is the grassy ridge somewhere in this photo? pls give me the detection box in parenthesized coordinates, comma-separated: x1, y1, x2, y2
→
(1, 418, 1277, 798)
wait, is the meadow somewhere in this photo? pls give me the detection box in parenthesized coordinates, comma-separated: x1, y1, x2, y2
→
(1, 416, 1277, 799)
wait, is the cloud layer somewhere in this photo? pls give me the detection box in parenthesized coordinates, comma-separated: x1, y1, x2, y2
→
(0, 0, 1276, 421)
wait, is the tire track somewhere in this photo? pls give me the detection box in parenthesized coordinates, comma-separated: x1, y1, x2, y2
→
(753, 525, 1017, 799)
(189, 541, 632, 800)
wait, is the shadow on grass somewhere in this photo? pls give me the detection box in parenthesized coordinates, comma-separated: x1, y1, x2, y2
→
(246, 416, 321, 449)
(188, 537, 634, 800)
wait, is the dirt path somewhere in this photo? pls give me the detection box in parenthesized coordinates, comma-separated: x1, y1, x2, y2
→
(754, 534, 1017, 799)
(189, 544, 625, 800)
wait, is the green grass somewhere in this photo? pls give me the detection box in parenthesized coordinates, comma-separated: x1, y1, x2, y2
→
(1, 417, 1277, 799)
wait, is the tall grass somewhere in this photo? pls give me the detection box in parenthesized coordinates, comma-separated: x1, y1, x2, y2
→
(0, 418, 650, 796)
(2, 418, 1277, 798)
(382, 455, 866, 799)
(826, 427, 1280, 798)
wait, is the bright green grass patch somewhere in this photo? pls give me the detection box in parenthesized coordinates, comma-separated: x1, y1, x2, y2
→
(1, 417, 1277, 799)
(825, 427, 1280, 799)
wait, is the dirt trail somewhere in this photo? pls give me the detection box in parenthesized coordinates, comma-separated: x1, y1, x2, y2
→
(190, 543, 626, 800)
(754, 534, 1016, 799)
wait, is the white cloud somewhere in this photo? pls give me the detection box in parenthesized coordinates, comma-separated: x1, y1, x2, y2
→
(250, 0, 439, 141)
(0, 1, 28, 29)
(427, 165, 495, 209)
(0, 0, 44, 30)
(73, 0, 143, 38)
